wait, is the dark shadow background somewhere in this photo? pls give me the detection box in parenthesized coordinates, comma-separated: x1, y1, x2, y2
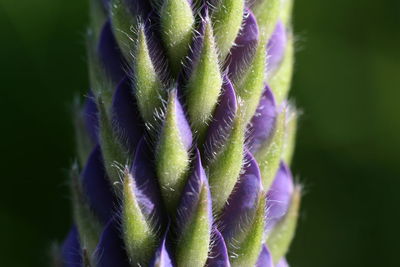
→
(1, 0, 399, 266)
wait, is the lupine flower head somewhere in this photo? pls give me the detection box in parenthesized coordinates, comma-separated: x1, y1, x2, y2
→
(59, 0, 301, 266)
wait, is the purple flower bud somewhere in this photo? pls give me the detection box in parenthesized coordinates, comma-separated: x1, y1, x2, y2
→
(112, 77, 143, 153)
(248, 86, 277, 154)
(130, 138, 164, 222)
(205, 76, 237, 160)
(177, 149, 211, 226)
(175, 149, 212, 266)
(98, 20, 125, 83)
(95, 218, 130, 267)
(207, 229, 231, 267)
(256, 245, 273, 267)
(172, 90, 193, 151)
(61, 226, 82, 267)
(220, 151, 262, 242)
(150, 235, 173, 267)
(266, 162, 294, 232)
(227, 10, 259, 79)
(267, 21, 287, 74)
(82, 145, 116, 223)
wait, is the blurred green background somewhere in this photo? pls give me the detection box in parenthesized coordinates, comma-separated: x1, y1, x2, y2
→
(1, 0, 399, 266)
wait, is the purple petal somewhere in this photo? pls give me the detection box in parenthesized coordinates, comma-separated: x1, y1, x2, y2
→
(267, 21, 287, 74)
(206, 229, 231, 267)
(256, 245, 273, 267)
(61, 226, 82, 267)
(227, 10, 259, 79)
(177, 149, 212, 227)
(150, 235, 173, 267)
(171, 90, 193, 150)
(112, 77, 143, 153)
(276, 258, 289, 267)
(248, 86, 277, 154)
(95, 218, 130, 267)
(98, 20, 126, 83)
(130, 138, 164, 222)
(205, 76, 237, 161)
(83, 91, 99, 143)
(266, 162, 294, 232)
(220, 151, 262, 242)
(82, 145, 116, 224)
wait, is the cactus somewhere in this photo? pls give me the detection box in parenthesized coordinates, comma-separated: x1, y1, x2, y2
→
(59, 0, 301, 266)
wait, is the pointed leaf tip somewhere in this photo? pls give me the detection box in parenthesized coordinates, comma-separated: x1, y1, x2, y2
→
(160, 0, 195, 74)
(110, 0, 152, 59)
(98, 94, 127, 187)
(156, 90, 192, 212)
(122, 169, 158, 266)
(207, 111, 245, 212)
(176, 149, 212, 267)
(110, 0, 137, 60)
(212, 0, 245, 59)
(133, 24, 164, 124)
(207, 109, 245, 213)
(186, 16, 222, 139)
(234, 34, 267, 124)
(253, 0, 280, 40)
(230, 192, 266, 267)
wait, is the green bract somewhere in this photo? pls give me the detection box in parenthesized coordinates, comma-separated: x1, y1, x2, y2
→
(132, 25, 164, 124)
(122, 171, 158, 265)
(156, 90, 191, 212)
(212, 0, 245, 59)
(160, 0, 195, 75)
(186, 17, 222, 139)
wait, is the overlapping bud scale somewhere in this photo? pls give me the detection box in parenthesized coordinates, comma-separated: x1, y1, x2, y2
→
(61, 0, 301, 266)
